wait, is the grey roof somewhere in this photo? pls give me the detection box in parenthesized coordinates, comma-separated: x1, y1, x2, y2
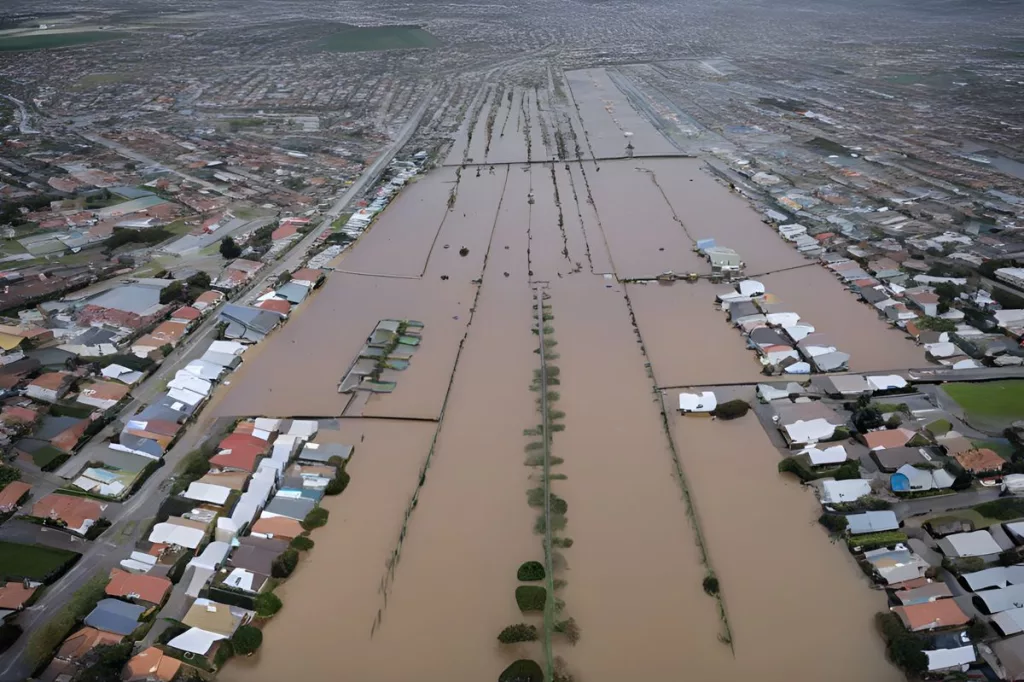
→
(895, 582, 953, 605)
(298, 442, 352, 464)
(772, 400, 840, 426)
(24, 347, 76, 369)
(94, 448, 152, 473)
(847, 511, 899, 535)
(818, 374, 871, 396)
(71, 327, 118, 346)
(871, 446, 930, 472)
(728, 300, 759, 321)
(84, 598, 146, 635)
(813, 351, 851, 372)
(219, 304, 282, 339)
(118, 433, 164, 458)
(748, 328, 790, 347)
(34, 415, 82, 440)
(229, 536, 288, 576)
(275, 282, 309, 304)
(201, 351, 241, 369)
(962, 566, 1024, 592)
(977, 584, 1024, 614)
(87, 282, 168, 315)
(937, 530, 1002, 559)
(991, 633, 1024, 679)
(264, 495, 315, 520)
(376, 320, 401, 333)
(139, 396, 191, 421)
(860, 288, 890, 304)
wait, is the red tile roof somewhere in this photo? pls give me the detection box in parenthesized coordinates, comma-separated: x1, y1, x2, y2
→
(0, 481, 31, 512)
(210, 444, 264, 473)
(106, 569, 171, 604)
(172, 306, 201, 321)
(258, 299, 291, 315)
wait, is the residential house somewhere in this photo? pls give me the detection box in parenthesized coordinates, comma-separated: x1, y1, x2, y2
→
(938, 530, 1002, 559)
(297, 442, 352, 465)
(890, 464, 955, 493)
(262, 494, 315, 521)
(0, 581, 37, 614)
(84, 598, 146, 636)
(182, 481, 232, 506)
(122, 646, 181, 682)
(863, 428, 917, 451)
(221, 535, 288, 593)
(872, 446, 934, 473)
(800, 444, 848, 467)
(105, 569, 171, 607)
(894, 582, 953, 606)
(218, 304, 283, 343)
(864, 546, 930, 585)
(820, 479, 872, 505)
(976, 585, 1024, 615)
(290, 268, 324, 289)
(131, 320, 189, 358)
(0, 481, 31, 513)
(53, 626, 123, 663)
(906, 288, 941, 317)
(847, 510, 900, 535)
(250, 514, 303, 540)
(31, 493, 104, 535)
(892, 600, 970, 632)
(168, 598, 251, 655)
(955, 448, 1006, 475)
(24, 371, 74, 403)
(214, 259, 264, 290)
(961, 565, 1024, 592)
(981, 634, 1024, 680)
(258, 298, 291, 316)
(814, 374, 871, 398)
(76, 380, 130, 411)
(193, 290, 224, 313)
(78, 280, 173, 329)
(148, 521, 205, 550)
(171, 306, 202, 326)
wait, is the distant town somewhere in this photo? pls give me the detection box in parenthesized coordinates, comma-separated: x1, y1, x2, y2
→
(1, 1, 1023, 682)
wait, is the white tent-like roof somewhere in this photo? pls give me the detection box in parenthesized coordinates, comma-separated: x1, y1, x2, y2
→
(820, 479, 872, 505)
(149, 522, 205, 549)
(867, 375, 908, 392)
(168, 627, 226, 655)
(183, 481, 232, 505)
(208, 340, 247, 356)
(925, 646, 975, 672)
(678, 391, 717, 413)
(801, 444, 847, 466)
(287, 420, 318, 439)
(783, 418, 836, 444)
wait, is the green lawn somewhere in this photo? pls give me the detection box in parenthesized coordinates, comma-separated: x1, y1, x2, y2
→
(316, 25, 440, 53)
(0, 31, 120, 52)
(0, 542, 79, 581)
(923, 509, 1000, 530)
(973, 440, 1015, 459)
(945, 381, 1024, 420)
(30, 445, 66, 469)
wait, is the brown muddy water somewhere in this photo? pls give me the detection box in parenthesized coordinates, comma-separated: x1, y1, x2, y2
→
(667, 398, 901, 681)
(218, 71, 914, 682)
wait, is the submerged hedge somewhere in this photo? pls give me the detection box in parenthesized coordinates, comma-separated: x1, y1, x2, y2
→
(515, 585, 546, 612)
(517, 561, 545, 582)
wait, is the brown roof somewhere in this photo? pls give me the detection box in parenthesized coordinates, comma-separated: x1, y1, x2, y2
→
(210, 445, 263, 473)
(258, 299, 291, 315)
(105, 569, 171, 605)
(51, 418, 91, 453)
(123, 646, 181, 682)
(290, 268, 323, 284)
(0, 581, 37, 609)
(956, 448, 1005, 474)
(198, 470, 250, 491)
(29, 372, 72, 391)
(0, 481, 31, 511)
(863, 428, 915, 450)
(1, 405, 40, 425)
(55, 626, 122, 662)
(172, 306, 201, 321)
(31, 493, 103, 533)
(892, 600, 970, 631)
(78, 380, 130, 404)
(941, 436, 977, 458)
(194, 290, 224, 308)
(251, 515, 303, 540)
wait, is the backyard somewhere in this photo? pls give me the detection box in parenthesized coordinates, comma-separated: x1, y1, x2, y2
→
(0, 542, 79, 581)
(945, 380, 1024, 427)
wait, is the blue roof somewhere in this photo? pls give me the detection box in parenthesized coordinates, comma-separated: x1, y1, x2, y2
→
(84, 598, 146, 635)
(891, 473, 911, 492)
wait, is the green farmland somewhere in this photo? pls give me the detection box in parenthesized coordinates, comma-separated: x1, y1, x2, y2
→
(316, 25, 440, 53)
(0, 31, 121, 52)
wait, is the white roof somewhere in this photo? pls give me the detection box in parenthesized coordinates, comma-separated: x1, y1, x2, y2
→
(119, 559, 155, 573)
(994, 608, 1024, 635)
(201, 350, 239, 368)
(867, 375, 908, 391)
(184, 360, 224, 381)
(254, 418, 281, 433)
(925, 341, 959, 358)
(783, 324, 815, 342)
(846, 511, 899, 535)
(941, 530, 1001, 558)
(782, 362, 812, 374)
(765, 312, 800, 327)
(167, 627, 226, 655)
(678, 391, 717, 412)
(189, 540, 231, 569)
(223, 568, 256, 592)
(208, 340, 247, 356)
(231, 498, 262, 528)
(287, 420, 318, 438)
(963, 565, 1024, 591)
(100, 364, 143, 384)
(1004, 475, 1024, 493)
(167, 387, 205, 407)
(784, 418, 836, 444)
(821, 479, 872, 504)
(169, 372, 212, 396)
(183, 481, 232, 505)
(801, 444, 848, 466)
(976, 584, 1024, 614)
(149, 522, 205, 549)
(925, 646, 975, 672)
(738, 280, 764, 297)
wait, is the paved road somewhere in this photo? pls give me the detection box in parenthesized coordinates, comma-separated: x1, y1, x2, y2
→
(0, 86, 438, 682)
(0, 519, 86, 553)
(893, 487, 1003, 521)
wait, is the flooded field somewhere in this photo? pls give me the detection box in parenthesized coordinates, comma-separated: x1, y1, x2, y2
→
(667, 402, 902, 681)
(216, 68, 921, 682)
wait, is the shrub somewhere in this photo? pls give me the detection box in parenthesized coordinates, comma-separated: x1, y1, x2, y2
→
(526, 487, 545, 507)
(886, 415, 903, 429)
(876, 612, 927, 675)
(524, 454, 544, 466)
(712, 399, 749, 420)
(324, 471, 350, 496)
(0, 466, 21, 490)
(818, 513, 848, 534)
(968, 619, 989, 641)
(497, 623, 538, 644)
(77, 642, 134, 682)
(550, 495, 568, 515)
(255, 592, 282, 618)
(220, 236, 242, 259)
(554, 617, 580, 645)
(27, 574, 107, 667)
(290, 535, 314, 551)
(515, 585, 546, 612)
(499, 660, 543, 682)
(834, 460, 861, 481)
(553, 537, 574, 548)
(302, 507, 329, 530)
(702, 573, 720, 596)
(0, 623, 22, 655)
(942, 556, 985, 575)
(846, 531, 908, 551)
(534, 514, 567, 534)
(517, 561, 545, 581)
(853, 407, 884, 432)
(271, 548, 300, 578)
(553, 579, 567, 590)
(232, 625, 263, 655)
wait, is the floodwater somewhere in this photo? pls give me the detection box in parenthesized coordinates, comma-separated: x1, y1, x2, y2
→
(217, 70, 916, 682)
(667, 398, 901, 681)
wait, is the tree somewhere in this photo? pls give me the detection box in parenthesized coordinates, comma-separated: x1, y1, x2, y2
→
(159, 280, 184, 304)
(819, 513, 849, 534)
(232, 625, 263, 655)
(712, 399, 750, 420)
(834, 460, 861, 480)
(255, 592, 283, 618)
(324, 470, 350, 496)
(886, 414, 903, 429)
(302, 507, 329, 530)
(271, 548, 299, 578)
(186, 271, 211, 289)
(853, 406, 884, 432)
(290, 535, 314, 551)
(0, 465, 21, 490)
(220, 236, 241, 259)
(76, 642, 134, 682)
(517, 561, 545, 581)
(497, 623, 538, 643)
(553, 617, 580, 645)
(499, 660, 543, 682)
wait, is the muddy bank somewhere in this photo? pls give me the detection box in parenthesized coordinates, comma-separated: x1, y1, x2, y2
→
(668, 403, 902, 681)
(550, 275, 728, 680)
